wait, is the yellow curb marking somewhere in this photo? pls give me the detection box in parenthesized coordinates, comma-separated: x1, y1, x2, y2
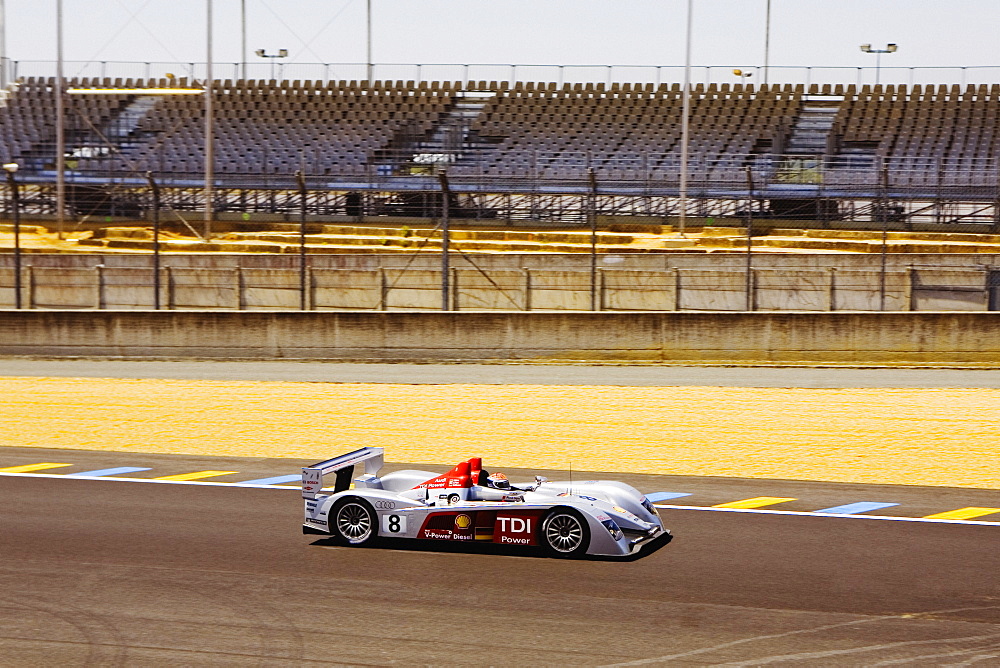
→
(713, 496, 798, 509)
(153, 470, 239, 481)
(923, 507, 1000, 520)
(0, 462, 72, 473)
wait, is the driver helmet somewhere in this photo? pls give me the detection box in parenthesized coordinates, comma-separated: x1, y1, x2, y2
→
(487, 472, 510, 490)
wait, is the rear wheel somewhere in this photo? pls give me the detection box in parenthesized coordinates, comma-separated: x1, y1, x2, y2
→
(330, 497, 377, 547)
(541, 508, 590, 558)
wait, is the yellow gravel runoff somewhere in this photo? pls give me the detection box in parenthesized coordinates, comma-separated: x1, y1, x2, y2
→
(1, 376, 998, 489)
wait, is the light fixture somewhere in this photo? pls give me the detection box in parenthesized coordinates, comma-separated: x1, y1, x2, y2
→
(3, 162, 19, 173)
(256, 49, 290, 80)
(860, 43, 898, 85)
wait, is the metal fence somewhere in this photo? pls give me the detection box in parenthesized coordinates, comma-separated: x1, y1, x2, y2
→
(10, 155, 1000, 229)
(9, 60, 1000, 87)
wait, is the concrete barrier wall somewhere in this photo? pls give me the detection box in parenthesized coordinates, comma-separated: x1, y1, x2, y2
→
(2, 310, 999, 365)
(0, 254, 996, 311)
(3, 252, 1000, 272)
(0, 265, 991, 311)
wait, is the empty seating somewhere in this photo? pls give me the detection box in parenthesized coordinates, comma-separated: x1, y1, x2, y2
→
(1, 76, 998, 181)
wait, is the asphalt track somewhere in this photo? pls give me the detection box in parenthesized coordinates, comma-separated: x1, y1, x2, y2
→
(3, 361, 999, 665)
(2, 450, 1000, 666)
(5, 358, 1000, 387)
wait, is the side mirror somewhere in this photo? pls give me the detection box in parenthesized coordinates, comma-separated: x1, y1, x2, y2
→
(535, 476, 548, 485)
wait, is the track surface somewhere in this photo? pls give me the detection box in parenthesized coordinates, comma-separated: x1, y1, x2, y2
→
(5, 358, 1000, 387)
(3, 361, 999, 664)
(3, 464, 999, 666)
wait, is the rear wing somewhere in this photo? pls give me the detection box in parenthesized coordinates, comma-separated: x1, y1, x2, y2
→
(302, 447, 384, 499)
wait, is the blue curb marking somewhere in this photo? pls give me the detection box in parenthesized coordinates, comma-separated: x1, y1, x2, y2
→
(645, 492, 692, 502)
(814, 502, 900, 515)
(237, 474, 302, 485)
(66, 467, 152, 477)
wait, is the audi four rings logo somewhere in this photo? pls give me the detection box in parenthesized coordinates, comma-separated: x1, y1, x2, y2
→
(374, 500, 396, 509)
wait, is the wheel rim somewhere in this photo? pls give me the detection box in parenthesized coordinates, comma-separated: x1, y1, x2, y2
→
(546, 514, 584, 553)
(336, 503, 372, 543)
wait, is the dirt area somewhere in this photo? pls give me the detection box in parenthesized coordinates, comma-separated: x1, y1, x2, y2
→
(7, 220, 1000, 254)
(2, 375, 997, 489)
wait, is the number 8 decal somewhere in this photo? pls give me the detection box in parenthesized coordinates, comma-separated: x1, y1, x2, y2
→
(382, 513, 406, 534)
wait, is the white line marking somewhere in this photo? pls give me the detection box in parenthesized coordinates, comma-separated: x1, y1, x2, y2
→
(653, 503, 1000, 526)
(3, 472, 996, 527)
(0, 471, 302, 489)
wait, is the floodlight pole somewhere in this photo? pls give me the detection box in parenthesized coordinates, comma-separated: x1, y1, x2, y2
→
(439, 170, 451, 311)
(678, 0, 693, 238)
(55, 0, 65, 238)
(0, 0, 7, 88)
(204, 0, 214, 239)
(366, 0, 373, 82)
(240, 0, 247, 81)
(763, 0, 771, 86)
(145, 172, 161, 310)
(296, 170, 308, 311)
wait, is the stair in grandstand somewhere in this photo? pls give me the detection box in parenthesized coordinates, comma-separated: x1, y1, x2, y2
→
(75, 95, 162, 172)
(784, 97, 843, 156)
(21, 94, 162, 174)
(372, 89, 502, 174)
(836, 141, 880, 170)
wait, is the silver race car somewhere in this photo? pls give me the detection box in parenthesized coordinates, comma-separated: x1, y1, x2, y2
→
(301, 447, 671, 558)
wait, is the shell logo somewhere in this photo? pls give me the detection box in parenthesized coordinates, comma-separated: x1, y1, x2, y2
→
(454, 514, 472, 529)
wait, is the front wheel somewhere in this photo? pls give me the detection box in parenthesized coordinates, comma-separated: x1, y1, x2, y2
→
(541, 509, 590, 558)
(330, 497, 377, 547)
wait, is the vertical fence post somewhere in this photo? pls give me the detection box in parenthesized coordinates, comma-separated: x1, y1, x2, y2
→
(907, 265, 916, 311)
(5, 166, 21, 309)
(438, 170, 451, 311)
(523, 267, 531, 311)
(26, 264, 33, 309)
(597, 268, 606, 311)
(145, 171, 161, 309)
(296, 170, 307, 311)
(879, 161, 889, 311)
(95, 264, 105, 309)
(378, 266, 387, 310)
(451, 267, 459, 311)
(588, 168, 598, 311)
(674, 267, 682, 311)
(236, 267, 244, 310)
(166, 266, 174, 309)
(744, 166, 754, 311)
(307, 265, 315, 310)
(826, 268, 837, 311)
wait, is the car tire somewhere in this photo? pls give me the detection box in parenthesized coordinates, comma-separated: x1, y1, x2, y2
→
(540, 508, 590, 558)
(329, 497, 378, 547)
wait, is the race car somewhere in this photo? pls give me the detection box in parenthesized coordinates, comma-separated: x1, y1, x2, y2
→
(301, 447, 671, 558)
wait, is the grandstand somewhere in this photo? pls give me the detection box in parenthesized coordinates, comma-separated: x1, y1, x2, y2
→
(2, 74, 1000, 227)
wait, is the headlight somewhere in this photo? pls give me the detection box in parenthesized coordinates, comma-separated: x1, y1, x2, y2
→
(601, 519, 623, 541)
(641, 497, 658, 516)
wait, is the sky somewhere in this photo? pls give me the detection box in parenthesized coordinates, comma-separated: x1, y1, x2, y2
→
(4, 1, 1000, 78)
